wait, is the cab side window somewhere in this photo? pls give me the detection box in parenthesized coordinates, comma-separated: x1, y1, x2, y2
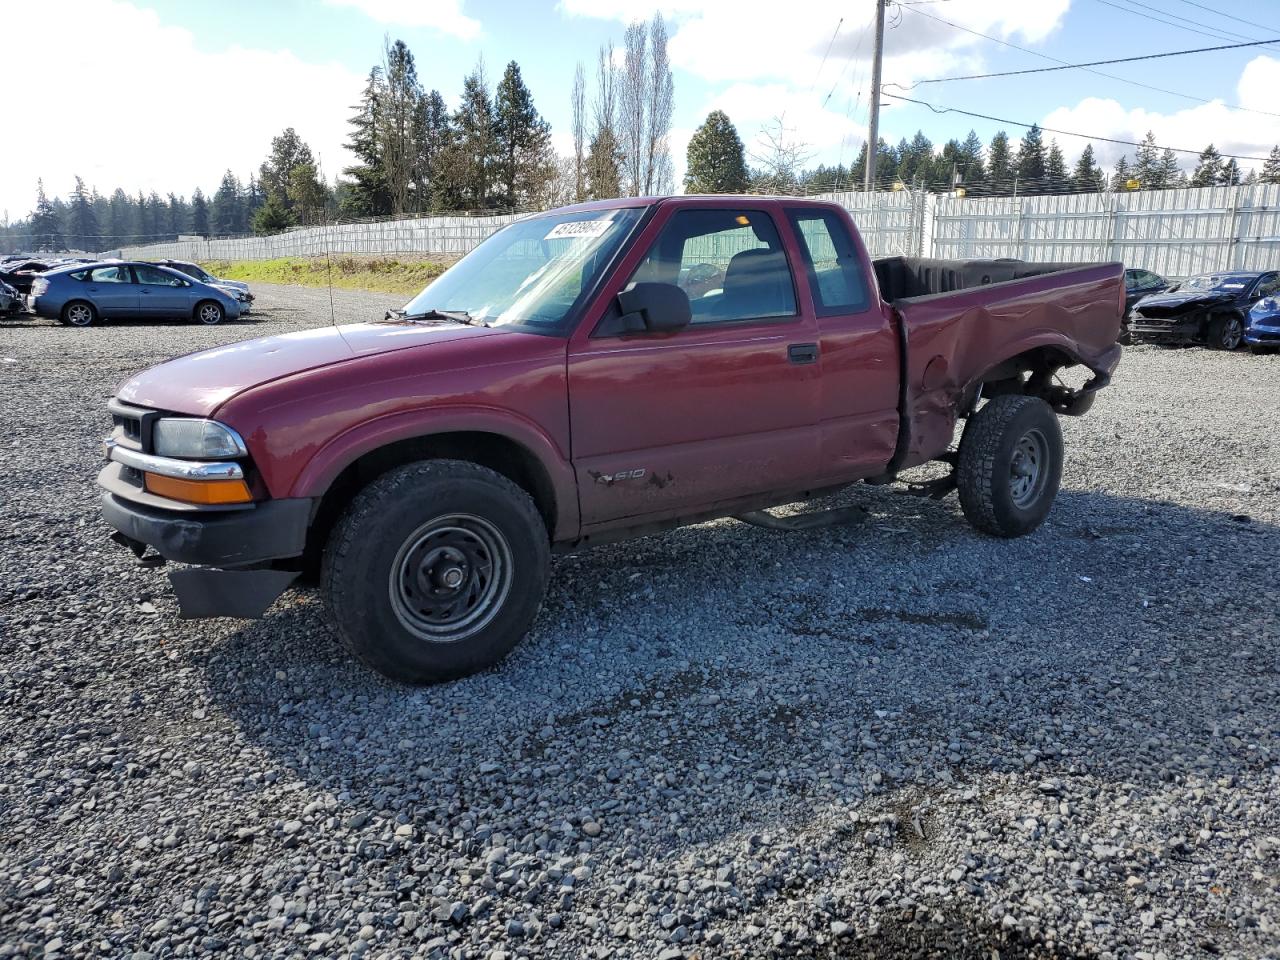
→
(627, 209, 797, 325)
(1256, 273, 1280, 298)
(134, 265, 182, 286)
(787, 210, 870, 315)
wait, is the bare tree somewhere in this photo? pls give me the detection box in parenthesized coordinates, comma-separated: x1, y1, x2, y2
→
(587, 42, 622, 200)
(644, 14, 674, 195)
(571, 62, 587, 202)
(619, 21, 648, 196)
(748, 116, 814, 195)
(594, 42, 616, 135)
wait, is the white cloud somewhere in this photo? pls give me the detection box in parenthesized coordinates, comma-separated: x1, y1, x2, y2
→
(1040, 56, 1280, 174)
(323, 0, 481, 39)
(1, 0, 363, 226)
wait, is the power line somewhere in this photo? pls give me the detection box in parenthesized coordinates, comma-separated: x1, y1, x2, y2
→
(1092, 0, 1280, 53)
(1173, 0, 1274, 35)
(911, 38, 1280, 85)
(881, 91, 1273, 162)
(898, 5, 1280, 119)
(808, 18, 844, 94)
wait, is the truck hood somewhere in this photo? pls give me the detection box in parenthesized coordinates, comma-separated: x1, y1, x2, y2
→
(116, 321, 509, 416)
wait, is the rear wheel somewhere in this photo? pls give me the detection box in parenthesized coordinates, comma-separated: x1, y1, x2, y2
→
(957, 395, 1063, 538)
(321, 460, 550, 683)
(61, 300, 97, 327)
(194, 300, 224, 325)
(1207, 314, 1243, 350)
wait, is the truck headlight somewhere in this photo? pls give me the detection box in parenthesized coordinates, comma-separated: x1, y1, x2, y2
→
(152, 418, 247, 459)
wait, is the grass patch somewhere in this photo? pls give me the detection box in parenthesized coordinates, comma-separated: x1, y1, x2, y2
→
(201, 255, 457, 297)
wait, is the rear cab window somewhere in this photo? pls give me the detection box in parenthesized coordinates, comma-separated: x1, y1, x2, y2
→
(627, 208, 798, 325)
(786, 208, 870, 316)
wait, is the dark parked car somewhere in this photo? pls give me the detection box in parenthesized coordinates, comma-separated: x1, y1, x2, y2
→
(151, 259, 254, 313)
(0, 278, 20, 315)
(0, 259, 54, 295)
(1129, 271, 1280, 350)
(29, 261, 242, 327)
(1119, 268, 1168, 342)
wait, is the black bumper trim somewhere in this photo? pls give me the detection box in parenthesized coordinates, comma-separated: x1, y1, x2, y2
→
(101, 492, 313, 567)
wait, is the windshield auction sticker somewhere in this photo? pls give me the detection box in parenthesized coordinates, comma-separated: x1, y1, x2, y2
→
(545, 220, 613, 241)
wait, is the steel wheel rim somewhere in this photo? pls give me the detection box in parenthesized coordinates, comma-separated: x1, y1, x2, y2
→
(198, 304, 221, 324)
(1223, 318, 1242, 349)
(1009, 427, 1049, 509)
(388, 513, 512, 643)
(67, 304, 92, 326)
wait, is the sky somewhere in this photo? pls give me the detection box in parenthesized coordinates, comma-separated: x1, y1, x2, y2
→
(5, 0, 1280, 221)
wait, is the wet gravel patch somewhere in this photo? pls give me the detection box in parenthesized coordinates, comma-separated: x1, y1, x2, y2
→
(1, 288, 1278, 959)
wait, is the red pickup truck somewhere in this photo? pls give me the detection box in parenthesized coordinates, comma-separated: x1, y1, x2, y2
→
(99, 196, 1123, 682)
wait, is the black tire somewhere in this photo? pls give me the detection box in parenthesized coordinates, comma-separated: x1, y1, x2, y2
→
(957, 395, 1063, 538)
(321, 459, 550, 683)
(194, 300, 224, 325)
(61, 300, 97, 327)
(1207, 314, 1243, 351)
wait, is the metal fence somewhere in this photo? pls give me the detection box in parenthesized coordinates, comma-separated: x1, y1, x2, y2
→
(117, 184, 1280, 279)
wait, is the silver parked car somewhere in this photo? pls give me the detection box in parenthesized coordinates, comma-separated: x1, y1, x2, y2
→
(151, 259, 254, 313)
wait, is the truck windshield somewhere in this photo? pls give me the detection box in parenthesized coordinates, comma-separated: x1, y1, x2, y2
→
(400, 207, 645, 332)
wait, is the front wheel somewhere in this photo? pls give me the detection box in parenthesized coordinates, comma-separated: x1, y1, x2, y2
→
(1207, 314, 1243, 351)
(194, 300, 224, 325)
(321, 460, 550, 683)
(957, 395, 1063, 538)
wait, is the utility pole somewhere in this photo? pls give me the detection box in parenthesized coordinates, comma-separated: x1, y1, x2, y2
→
(863, 0, 886, 192)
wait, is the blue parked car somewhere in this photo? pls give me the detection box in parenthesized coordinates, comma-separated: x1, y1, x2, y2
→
(28, 261, 242, 327)
(1246, 294, 1280, 353)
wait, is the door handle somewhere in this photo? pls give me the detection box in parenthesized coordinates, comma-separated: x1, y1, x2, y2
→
(788, 342, 819, 364)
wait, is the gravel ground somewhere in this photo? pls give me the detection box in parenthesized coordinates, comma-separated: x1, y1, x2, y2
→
(1, 284, 1278, 960)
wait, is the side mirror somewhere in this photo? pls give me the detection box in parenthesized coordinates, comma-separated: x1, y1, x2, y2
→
(616, 282, 691, 333)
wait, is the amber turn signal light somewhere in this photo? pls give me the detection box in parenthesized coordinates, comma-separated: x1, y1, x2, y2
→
(144, 473, 253, 505)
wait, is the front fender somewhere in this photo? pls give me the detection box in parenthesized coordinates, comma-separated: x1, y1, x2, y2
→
(287, 405, 580, 541)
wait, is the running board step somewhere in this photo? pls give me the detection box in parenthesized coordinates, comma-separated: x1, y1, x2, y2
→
(734, 505, 870, 532)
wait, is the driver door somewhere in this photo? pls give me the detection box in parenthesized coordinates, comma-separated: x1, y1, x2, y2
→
(567, 202, 823, 531)
(132, 264, 192, 317)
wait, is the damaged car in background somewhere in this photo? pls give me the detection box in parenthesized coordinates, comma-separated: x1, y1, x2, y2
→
(1128, 270, 1280, 350)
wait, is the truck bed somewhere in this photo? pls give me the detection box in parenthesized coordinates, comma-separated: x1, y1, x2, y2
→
(871, 256, 1125, 472)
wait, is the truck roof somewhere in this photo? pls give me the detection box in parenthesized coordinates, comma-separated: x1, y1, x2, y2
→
(535, 194, 843, 217)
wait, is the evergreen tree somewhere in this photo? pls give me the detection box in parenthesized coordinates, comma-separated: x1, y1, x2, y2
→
(108, 188, 134, 246)
(380, 40, 422, 214)
(412, 89, 450, 211)
(1132, 131, 1160, 189)
(1044, 140, 1068, 192)
(66, 176, 98, 250)
(1072, 144, 1104, 192)
(986, 131, 1012, 194)
(586, 128, 622, 199)
(190, 188, 210, 236)
(1221, 157, 1241, 186)
(493, 61, 555, 209)
(145, 191, 165, 240)
(1111, 155, 1134, 192)
(684, 110, 748, 193)
(450, 62, 498, 208)
(342, 67, 391, 217)
(1261, 145, 1280, 185)
(1191, 144, 1223, 187)
(1156, 148, 1180, 189)
(957, 129, 986, 183)
(1015, 124, 1047, 190)
(166, 192, 187, 238)
(212, 170, 243, 236)
(259, 128, 315, 211)
(252, 195, 294, 235)
(30, 180, 64, 250)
